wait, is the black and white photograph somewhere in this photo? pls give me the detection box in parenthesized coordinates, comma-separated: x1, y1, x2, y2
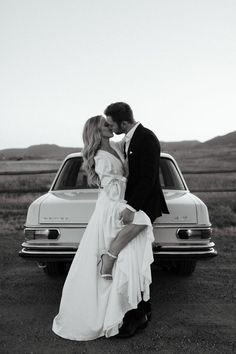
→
(0, 0, 235, 353)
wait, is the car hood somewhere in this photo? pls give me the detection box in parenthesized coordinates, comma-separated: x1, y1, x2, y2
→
(37, 189, 199, 225)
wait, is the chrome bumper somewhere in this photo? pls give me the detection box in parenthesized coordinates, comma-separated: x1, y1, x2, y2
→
(19, 241, 217, 262)
(153, 241, 217, 259)
(19, 241, 78, 261)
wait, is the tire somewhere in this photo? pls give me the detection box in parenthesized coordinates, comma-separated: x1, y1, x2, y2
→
(43, 262, 67, 277)
(171, 260, 197, 276)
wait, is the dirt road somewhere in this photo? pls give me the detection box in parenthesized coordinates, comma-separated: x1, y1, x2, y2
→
(0, 227, 235, 354)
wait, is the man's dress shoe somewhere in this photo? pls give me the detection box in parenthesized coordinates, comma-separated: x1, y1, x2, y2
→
(138, 300, 152, 321)
(115, 312, 148, 338)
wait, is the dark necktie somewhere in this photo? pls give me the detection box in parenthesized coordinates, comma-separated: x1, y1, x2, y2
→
(123, 141, 127, 159)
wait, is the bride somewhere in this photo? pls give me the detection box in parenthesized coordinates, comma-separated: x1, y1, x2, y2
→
(52, 115, 154, 340)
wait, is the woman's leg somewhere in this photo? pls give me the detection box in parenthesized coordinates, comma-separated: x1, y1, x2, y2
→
(100, 224, 146, 277)
(109, 224, 146, 256)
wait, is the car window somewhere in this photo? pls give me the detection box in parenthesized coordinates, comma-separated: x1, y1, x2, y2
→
(160, 158, 186, 190)
(53, 157, 96, 190)
(52, 156, 186, 191)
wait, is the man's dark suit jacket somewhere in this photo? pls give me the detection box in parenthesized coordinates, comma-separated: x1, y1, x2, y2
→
(125, 124, 169, 223)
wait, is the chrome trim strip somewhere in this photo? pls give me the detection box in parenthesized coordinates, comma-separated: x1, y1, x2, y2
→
(153, 249, 216, 255)
(153, 224, 211, 229)
(25, 224, 88, 229)
(21, 249, 76, 255)
(21, 242, 78, 248)
(160, 244, 215, 249)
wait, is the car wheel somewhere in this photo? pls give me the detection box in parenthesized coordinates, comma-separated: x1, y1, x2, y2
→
(171, 260, 197, 276)
(43, 262, 67, 277)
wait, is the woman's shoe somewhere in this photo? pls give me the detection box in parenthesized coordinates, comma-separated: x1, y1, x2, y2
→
(98, 251, 117, 280)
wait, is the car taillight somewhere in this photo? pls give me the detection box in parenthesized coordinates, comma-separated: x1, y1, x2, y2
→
(177, 228, 212, 240)
(24, 228, 60, 240)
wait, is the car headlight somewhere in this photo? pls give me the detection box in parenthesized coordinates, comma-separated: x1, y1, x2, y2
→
(24, 228, 60, 240)
(177, 228, 212, 240)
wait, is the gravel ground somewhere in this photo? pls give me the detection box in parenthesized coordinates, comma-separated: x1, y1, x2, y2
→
(0, 227, 235, 354)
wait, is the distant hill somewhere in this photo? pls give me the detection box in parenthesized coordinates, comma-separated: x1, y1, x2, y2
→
(161, 130, 236, 153)
(0, 144, 81, 160)
(200, 131, 236, 148)
(0, 131, 235, 160)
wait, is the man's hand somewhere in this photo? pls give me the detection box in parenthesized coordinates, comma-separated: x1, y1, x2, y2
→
(120, 208, 135, 224)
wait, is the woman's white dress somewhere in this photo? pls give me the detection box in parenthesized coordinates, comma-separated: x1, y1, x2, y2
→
(52, 147, 154, 341)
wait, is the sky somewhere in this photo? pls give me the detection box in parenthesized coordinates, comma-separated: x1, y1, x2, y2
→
(0, 0, 235, 149)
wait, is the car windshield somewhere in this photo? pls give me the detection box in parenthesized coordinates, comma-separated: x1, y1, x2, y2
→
(52, 156, 186, 191)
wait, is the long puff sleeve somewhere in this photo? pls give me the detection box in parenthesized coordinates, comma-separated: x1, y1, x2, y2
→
(94, 154, 127, 201)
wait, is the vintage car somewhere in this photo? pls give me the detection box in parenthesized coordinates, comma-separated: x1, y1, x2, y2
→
(19, 152, 217, 276)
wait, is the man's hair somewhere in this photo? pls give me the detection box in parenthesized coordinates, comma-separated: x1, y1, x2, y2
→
(104, 102, 134, 125)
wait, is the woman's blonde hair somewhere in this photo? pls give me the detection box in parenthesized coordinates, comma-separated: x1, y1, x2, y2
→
(82, 115, 103, 186)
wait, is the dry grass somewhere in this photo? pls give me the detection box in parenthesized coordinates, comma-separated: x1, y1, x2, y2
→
(0, 174, 55, 190)
(166, 146, 236, 171)
(0, 159, 60, 172)
(185, 173, 236, 190)
(194, 191, 236, 227)
(0, 161, 60, 232)
(0, 193, 40, 233)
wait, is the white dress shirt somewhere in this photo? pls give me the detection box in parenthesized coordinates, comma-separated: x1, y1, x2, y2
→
(124, 122, 140, 156)
(124, 122, 140, 212)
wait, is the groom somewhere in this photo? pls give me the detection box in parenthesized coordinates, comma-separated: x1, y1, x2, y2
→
(104, 102, 169, 337)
